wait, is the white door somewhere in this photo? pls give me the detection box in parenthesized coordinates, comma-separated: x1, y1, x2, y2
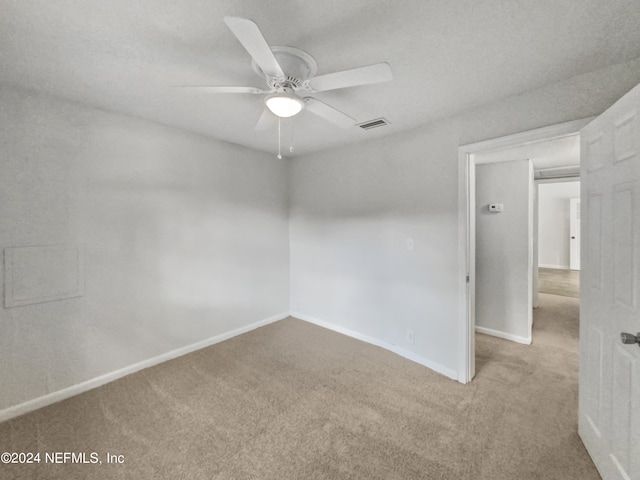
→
(579, 83, 640, 480)
(570, 197, 581, 270)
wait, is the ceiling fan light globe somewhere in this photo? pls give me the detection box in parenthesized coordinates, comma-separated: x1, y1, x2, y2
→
(265, 94, 304, 118)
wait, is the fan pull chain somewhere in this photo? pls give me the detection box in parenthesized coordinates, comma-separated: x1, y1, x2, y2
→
(277, 116, 282, 159)
(289, 118, 294, 153)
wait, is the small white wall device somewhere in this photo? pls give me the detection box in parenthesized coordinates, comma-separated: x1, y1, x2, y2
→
(489, 203, 504, 213)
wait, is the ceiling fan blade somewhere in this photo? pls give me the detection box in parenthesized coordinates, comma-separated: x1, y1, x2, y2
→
(308, 62, 393, 92)
(175, 85, 269, 94)
(255, 108, 277, 131)
(223, 16, 285, 79)
(303, 97, 355, 128)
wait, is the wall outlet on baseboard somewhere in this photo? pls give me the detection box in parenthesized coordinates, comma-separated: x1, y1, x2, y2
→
(406, 330, 414, 344)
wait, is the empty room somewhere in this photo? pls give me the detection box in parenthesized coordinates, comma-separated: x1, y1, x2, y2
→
(1, 1, 639, 479)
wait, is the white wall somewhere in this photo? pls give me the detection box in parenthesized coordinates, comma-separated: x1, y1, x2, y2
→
(0, 85, 289, 411)
(538, 181, 581, 269)
(476, 161, 533, 343)
(289, 58, 640, 379)
(288, 126, 462, 377)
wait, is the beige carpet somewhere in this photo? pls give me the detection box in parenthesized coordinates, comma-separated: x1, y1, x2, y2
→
(0, 294, 598, 479)
(539, 267, 580, 298)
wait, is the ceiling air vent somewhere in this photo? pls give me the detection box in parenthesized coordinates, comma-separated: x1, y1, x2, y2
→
(357, 118, 390, 130)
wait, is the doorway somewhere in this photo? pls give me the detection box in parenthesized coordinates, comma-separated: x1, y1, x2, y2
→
(457, 117, 593, 383)
(537, 179, 581, 299)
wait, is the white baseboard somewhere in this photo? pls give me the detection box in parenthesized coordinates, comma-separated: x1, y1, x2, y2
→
(476, 326, 532, 345)
(539, 264, 570, 270)
(0, 312, 289, 423)
(292, 312, 458, 381)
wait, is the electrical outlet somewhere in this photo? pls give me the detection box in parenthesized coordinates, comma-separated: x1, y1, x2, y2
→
(293, 302, 300, 311)
(406, 330, 414, 344)
(406, 238, 415, 251)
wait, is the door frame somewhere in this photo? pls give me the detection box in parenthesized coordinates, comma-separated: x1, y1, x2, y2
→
(457, 117, 594, 384)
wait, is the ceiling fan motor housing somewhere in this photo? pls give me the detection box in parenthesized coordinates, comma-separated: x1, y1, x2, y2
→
(251, 46, 318, 91)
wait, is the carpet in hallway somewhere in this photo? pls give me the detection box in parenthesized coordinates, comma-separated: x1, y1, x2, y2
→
(539, 267, 580, 298)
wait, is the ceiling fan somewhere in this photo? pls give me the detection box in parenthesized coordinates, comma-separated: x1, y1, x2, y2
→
(180, 16, 393, 131)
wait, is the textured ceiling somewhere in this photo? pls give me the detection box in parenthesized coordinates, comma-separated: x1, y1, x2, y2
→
(2, 0, 640, 157)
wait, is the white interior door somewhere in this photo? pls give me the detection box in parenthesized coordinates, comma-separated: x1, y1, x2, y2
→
(579, 83, 640, 480)
(570, 197, 581, 270)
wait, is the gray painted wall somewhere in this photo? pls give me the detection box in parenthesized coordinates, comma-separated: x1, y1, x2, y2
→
(0, 86, 290, 411)
(476, 161, 533, 342)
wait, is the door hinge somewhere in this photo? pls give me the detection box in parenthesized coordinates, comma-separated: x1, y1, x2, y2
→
(466, 275, 470, 283)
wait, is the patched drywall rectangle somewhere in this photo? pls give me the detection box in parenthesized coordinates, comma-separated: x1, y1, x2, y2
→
(4, 244, 85, 308)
